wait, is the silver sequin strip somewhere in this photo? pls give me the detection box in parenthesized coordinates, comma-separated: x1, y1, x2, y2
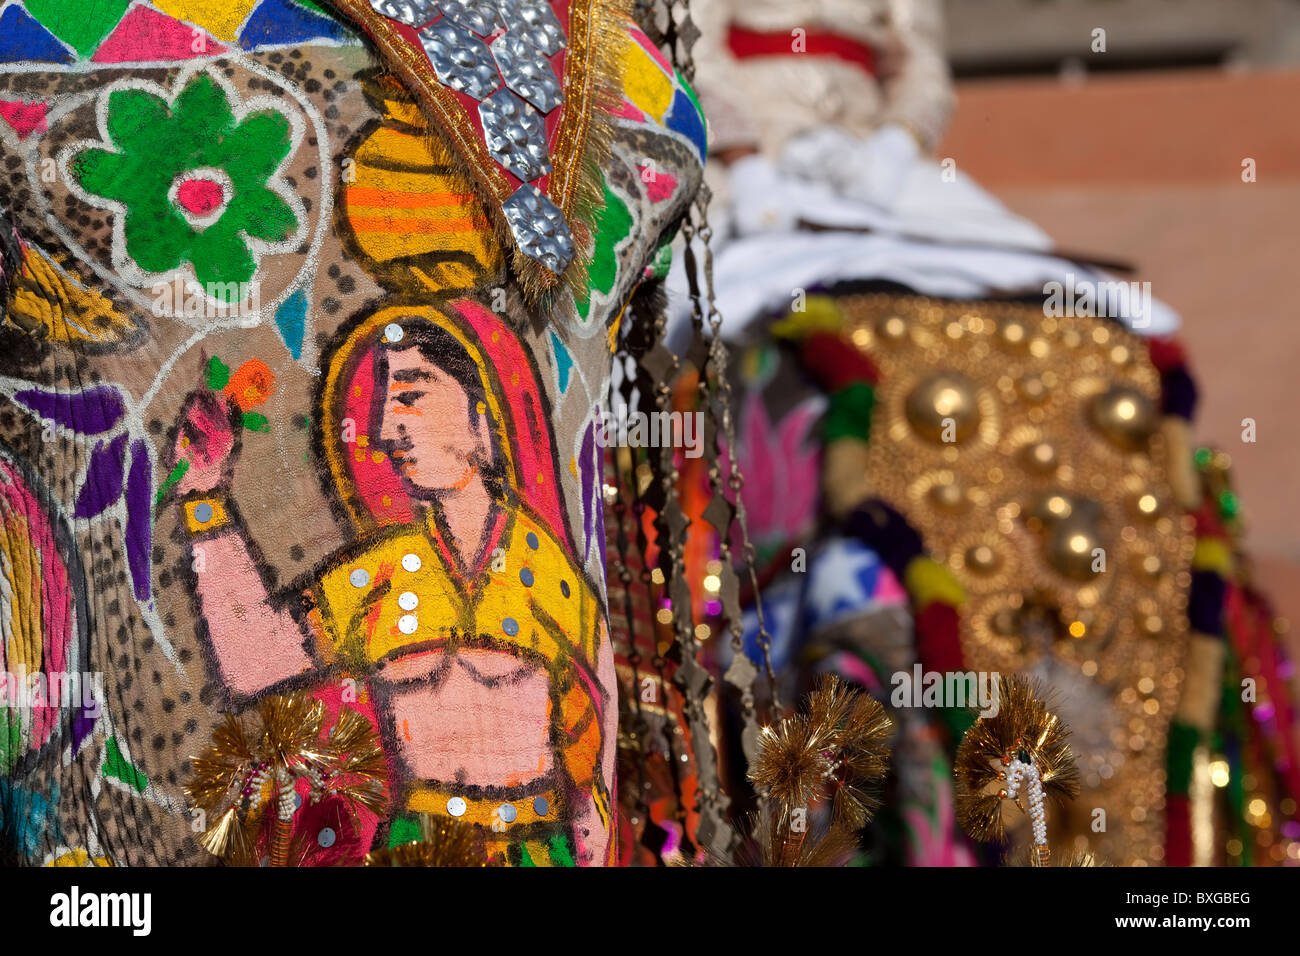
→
(502, 184, 574, 273)
(492, 31, 563, 114)
(479, 89, 552, 182)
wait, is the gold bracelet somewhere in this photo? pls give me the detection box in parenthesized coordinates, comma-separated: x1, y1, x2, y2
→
(182, 496, 231, 535)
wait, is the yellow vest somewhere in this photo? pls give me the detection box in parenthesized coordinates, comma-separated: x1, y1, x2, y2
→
(311, 499, 602, 681)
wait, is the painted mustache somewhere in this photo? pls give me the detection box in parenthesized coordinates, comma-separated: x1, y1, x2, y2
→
(388, 447, 417, 474)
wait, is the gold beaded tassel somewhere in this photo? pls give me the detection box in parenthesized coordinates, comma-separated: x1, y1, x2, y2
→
(186, 693, 387, 866)
(953, 675, 1082, 866)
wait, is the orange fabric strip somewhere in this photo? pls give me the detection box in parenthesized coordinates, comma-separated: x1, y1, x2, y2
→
(347, 216, 486, 234)
(346, 187, 480, 208)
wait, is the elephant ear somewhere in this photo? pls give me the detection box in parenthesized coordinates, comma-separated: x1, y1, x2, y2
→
(0, 443, 94, 777)
(328, 0, 629, 301)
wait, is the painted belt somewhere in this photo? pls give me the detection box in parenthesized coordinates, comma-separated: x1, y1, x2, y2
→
(727, 24, 878, 75)
(406, 784, 561, 836)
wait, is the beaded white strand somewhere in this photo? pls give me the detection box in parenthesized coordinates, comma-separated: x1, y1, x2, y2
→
(275, 767, 297, 822)
(1005, 758, 1048, 848)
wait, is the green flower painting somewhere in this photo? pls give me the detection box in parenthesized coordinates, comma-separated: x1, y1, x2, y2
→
(69, 72, 300, 300)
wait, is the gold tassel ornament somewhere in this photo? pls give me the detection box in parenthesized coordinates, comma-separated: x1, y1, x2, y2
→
(364, 814, 499, 868)
(806, 676, 894, 828)
(716, 813, 861, 869)
(1004, 845, 1107, 868)
(746, 676, 894, 865)
(750, 713, 835, 815)
(954, 675, 1080, 865)
(186, 693, 389, 865)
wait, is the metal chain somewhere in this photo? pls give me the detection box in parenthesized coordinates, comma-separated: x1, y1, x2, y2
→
(630, 478, 696, 859)
(607, 356, 697, 861)
(603, 438, 656, 855)
(668, 0, 781, 732)
(684, 205, 781, 717)
(639, 288, 731, 857)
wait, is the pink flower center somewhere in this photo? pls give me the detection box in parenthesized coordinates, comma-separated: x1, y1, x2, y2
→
(175, 177, 225, 217)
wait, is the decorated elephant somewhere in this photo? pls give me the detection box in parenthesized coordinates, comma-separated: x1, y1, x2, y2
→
(0, 0, 707, 866)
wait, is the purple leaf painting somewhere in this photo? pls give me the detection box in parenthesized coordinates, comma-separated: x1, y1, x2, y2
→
(14, 386, 126, 435)
(72, 707, 98, 754)
(124, 439, 152, 602)
(580, 419, 595, 560)
(595, 458, 608, 574)
(72, 433, 128, 520)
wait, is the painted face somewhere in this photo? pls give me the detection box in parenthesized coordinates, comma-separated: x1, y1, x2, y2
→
(379, 347, 493, 496)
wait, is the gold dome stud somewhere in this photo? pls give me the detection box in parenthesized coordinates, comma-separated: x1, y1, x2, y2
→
(991, 607, 1020, 636)
(998, 319, 1030, 349)
(965, 544, 1001, 574)
(1134, 598, 1166, 636)
(928, 481, 968, 512)
(1022, 441, 1059, 474)
(1138, 554, 1163, 578)
(1087, 384, 1157, 451)
(1027, 493, 1106, 580)
(1048, 518, 1105, 580)
(1138, 612, 1165, 637)
(905, 371, 981, 444)
(879, 315, 908, 343)
(1133, 492, 1162, 520)
(1017, 374, 1050, 404)
(1029, 491, 1077, 525)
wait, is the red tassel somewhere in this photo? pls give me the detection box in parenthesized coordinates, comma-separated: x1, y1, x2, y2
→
(1193, 504, 1227, 540)
(1147, 336, 1188, 374)
(1164, 794, 1192, 866)
(915, 600, 964, 674)
(801, 332, 880, 390)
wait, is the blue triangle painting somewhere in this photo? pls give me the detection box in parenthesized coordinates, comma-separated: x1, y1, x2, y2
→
(665, 88, 708, 162)
(549, 331, 573, 393)
(0, 5, 76, 65)
(240, 0, 355, 50)
(274, 289, 308, 360)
